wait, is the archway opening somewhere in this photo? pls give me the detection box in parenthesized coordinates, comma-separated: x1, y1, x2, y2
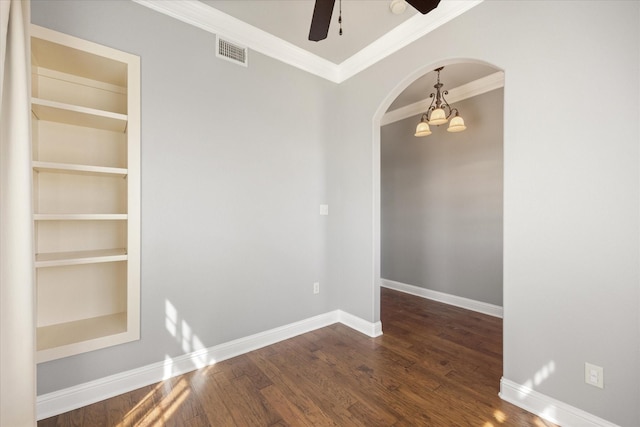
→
(372, 57, 505, 351)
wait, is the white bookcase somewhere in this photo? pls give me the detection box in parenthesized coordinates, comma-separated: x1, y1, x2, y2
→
(30, 25, 141, 363)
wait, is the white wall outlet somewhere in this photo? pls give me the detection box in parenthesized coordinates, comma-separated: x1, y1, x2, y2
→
(585, 362, 604, 389)
(313, 282, 320, 294)
(319, 204, 329, 216)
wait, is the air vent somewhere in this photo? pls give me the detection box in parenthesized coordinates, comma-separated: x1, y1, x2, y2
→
(216, 36, 248, 67)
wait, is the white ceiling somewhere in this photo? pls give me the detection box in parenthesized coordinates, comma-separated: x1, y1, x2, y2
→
(200, 0, 418, 64)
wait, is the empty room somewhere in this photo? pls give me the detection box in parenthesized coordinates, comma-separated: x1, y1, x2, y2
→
(1, 1, 638, 426)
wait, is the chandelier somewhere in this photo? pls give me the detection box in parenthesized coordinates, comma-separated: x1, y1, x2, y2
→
(415, 66, 467, 137)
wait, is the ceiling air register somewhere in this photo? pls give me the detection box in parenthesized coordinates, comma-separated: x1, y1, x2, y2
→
(216, 36, 248, 67)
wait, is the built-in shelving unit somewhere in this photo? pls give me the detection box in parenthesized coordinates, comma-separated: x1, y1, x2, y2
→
(31, 24, 140, 363)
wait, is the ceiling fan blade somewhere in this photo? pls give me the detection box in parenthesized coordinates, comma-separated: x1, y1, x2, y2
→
(406, 0, 441, 14)
(309, 0, 336, 42)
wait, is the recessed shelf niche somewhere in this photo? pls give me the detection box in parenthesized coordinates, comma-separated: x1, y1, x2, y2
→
(31, 24, 140, 363)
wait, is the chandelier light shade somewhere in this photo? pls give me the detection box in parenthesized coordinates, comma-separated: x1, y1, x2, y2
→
(447, 114, 466, 132)
(428, 108, 447, 125)
(414, 114, 432, 136)
(415, 66, 467, 137)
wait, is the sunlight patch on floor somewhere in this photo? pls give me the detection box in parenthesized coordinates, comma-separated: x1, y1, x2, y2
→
(482, 408, 508, 426)
(493, 409, 507, 423)
(118, 378, 191, 427)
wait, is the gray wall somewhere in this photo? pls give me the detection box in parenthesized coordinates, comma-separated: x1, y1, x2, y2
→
(328, 1, 639, 425)
(381, 89, 503, 306)
(32, 0, 337, 394)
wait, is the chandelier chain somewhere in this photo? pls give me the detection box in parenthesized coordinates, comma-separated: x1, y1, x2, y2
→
(338, 0, 343, 36)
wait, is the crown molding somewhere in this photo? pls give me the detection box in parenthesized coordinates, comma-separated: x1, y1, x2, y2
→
(380, 71, 504, 126)
(337, 0, 484, 82)
(132, 0, 483, 84)
(131, 0, 340, 82)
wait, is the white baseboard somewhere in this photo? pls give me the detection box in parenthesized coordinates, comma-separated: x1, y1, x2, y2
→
(381, 278, 503, 318)
(338, 310, 383, 337)
(37, 309, 381, 420)
(500, 378, 620, 427)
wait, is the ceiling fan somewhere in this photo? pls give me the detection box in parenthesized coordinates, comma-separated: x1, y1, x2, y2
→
(309, 0, 441, 41)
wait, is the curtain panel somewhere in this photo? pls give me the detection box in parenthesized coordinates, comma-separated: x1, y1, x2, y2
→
(0, 0, 36, 425)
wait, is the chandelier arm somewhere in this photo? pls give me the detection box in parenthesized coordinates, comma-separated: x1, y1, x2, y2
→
(439, 90, 453, 118)
(426, 93, 436, 120)
(433, 86, 442, 109)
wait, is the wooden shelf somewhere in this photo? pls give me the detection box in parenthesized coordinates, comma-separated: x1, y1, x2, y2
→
(36, 312, 128, 363)
(34, 213, 127, 221)
(35, 248, 127, 268)
(33, 161, 128, 178)
(31, 97, 128, 132)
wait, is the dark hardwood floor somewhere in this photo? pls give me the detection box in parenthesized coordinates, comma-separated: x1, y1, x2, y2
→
(39, 288, 557, 426)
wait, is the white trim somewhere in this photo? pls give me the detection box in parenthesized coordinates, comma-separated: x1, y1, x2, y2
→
(500, 378, 621, 427)
(338, 1, 484, 82)
(447, 70, 504, 104)
(131, 0, 483, 83)
(381, 278, 503, 318)
(338, 310, 383, 337)
(131, 0, 339, 82)
(36, 309, 381, 420)
(380, 71, 504, 126)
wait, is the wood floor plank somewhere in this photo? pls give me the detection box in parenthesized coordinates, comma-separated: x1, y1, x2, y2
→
(38, 288, 558, 427)
(187, 368, 237, 426)
(80, 400, 107, 427)
(248, 350, 339, 427)
(117, 383, 158, 427)
(50, 409, 84, 427)
(213, 368, 282, 426)
(260, 339, 367, 426)
(259, 384, 314, 427)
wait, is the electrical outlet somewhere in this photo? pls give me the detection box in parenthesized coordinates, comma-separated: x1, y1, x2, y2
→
(585, 362, 604, 389)
(313, 282, 320, 294)
(319, 204, 329, 216)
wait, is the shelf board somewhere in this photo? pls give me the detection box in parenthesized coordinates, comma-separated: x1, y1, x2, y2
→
(35, 248, 127, 268)
(31, 97, 128, 132)
(37, 312, 128, 362)
(34, 213, 128, 221)
(33, 161, 128, 178)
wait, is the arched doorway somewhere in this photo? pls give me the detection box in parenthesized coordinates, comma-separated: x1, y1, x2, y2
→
(372, 58, 505, 339)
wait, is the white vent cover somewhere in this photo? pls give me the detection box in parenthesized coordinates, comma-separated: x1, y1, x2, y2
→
(216, 36, 248, 67)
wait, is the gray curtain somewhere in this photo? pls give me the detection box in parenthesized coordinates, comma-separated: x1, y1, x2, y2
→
(0, 0, 36, 425)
